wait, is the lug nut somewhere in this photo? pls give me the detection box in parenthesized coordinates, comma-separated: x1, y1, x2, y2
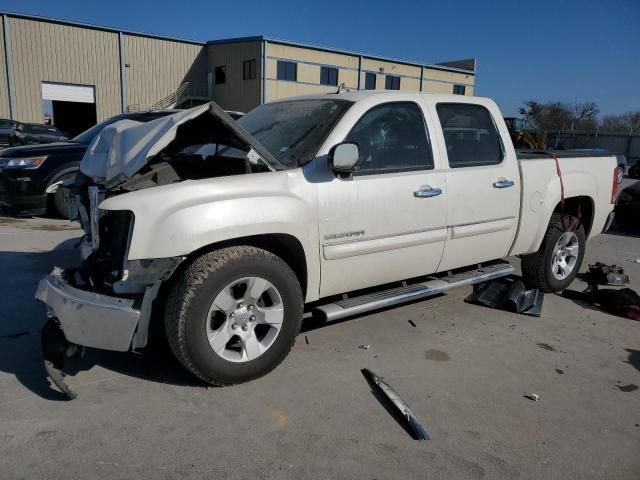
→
(238, 302, 244, 309)
(231, 323, 237, 330)
(250, 315, 256, 322)
(229, 312, 235, 318)
(248, 305, 254, 311)
(241, 325, 248, 331)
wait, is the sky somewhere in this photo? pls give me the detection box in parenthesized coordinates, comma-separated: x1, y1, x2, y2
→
(1, 0, 638, 117)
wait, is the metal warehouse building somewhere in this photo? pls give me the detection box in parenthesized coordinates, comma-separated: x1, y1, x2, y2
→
(1, 12, 476, 136)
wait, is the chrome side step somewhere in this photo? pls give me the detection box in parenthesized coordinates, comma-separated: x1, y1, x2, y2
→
(314, 261, 515, 322)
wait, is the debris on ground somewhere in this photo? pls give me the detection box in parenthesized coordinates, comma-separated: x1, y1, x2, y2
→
(465, 276, 544, 317)
(585, 262, 629, 286)
(563, 286, 640, 320)
(524, 393, 540, 401)
(361, 368, 430, 440)
(358, 344, 370, 350)
(631, 258, 640, 264)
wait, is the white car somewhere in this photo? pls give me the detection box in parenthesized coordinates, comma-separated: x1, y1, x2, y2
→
(36, 92, 622, 388)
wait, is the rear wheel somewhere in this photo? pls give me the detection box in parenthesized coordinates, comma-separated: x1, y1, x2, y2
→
(165, 246, 303, 386)
(521, 213, 585, 292)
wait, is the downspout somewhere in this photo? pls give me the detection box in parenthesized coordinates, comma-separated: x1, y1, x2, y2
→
(357, 55, 362, 90)
(118, 32, 127, 113)
(419, 65, 424, 92)
(2, 14, 16, 120)
(261, 39, 268, 104)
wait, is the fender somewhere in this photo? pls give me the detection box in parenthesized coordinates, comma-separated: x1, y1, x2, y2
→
(99, 169, 321, 301)
(45, 164, 80, 193)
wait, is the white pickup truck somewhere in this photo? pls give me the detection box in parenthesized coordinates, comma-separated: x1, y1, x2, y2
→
(36, 92, 622, 388)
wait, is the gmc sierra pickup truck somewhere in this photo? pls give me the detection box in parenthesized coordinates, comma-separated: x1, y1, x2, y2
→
(36, 92, 622, 389)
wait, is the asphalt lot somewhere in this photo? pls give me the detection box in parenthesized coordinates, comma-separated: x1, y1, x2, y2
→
(0, 182, 638, 479)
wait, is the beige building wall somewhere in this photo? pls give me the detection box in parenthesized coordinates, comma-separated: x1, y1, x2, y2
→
(124, 35, 207, 109)
(0, 19, 9, 118)
(265, 42, 359, 102)
(208, 41, 262, 113)
(8, 17, 122, 123)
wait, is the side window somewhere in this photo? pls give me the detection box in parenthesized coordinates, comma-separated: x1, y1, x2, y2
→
(436, 103, 503, 168)
(345, 102, 433, 173)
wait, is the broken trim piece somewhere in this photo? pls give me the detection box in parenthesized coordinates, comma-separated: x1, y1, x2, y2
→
(362, 368, 430, 441)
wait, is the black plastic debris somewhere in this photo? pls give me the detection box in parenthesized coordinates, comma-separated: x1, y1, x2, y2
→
(465, 276, 544, 317)
(585, 262, 629, 286)
(41, 318, 79, 400)
(563, 286, 640, 321)
(361, 368, 430, 441)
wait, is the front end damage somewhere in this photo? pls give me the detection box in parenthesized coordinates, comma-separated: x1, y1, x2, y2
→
(35, 102, 278, 397)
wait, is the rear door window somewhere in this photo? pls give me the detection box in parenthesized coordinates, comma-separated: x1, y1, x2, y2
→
(436, 103, 503, 168)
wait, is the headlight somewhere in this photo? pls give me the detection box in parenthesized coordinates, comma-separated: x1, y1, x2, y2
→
(2, 156, 47, 169)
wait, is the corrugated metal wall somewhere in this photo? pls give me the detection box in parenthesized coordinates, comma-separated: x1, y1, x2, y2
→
(124, 35, 207, 109)
(0, 19, 9, 118)
(9, 17, 121, 123)
(207, 41, 262, 112)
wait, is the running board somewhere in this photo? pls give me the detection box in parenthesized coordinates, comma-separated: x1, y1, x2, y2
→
(314, 261, 515, 322)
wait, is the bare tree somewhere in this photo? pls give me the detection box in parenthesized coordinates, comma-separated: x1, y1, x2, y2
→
(600, 111, 640, 133)
(520, 100, 599, 131)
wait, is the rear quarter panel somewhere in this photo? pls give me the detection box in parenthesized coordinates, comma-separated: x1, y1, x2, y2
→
(510, 155, 617, 255)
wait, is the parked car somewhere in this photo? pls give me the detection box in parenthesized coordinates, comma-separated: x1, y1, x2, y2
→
(0, 119, 18, 146)
(0, 110, 178, 218)
(36, 93, 621, 390)
(614, 181, 640, 230)
(10, 123, 68, 145)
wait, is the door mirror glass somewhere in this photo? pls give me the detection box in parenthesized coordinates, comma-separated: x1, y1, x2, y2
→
(330, 142, 359, 173)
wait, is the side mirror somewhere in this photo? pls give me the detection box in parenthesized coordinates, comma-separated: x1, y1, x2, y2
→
(330, 142, 360, 173)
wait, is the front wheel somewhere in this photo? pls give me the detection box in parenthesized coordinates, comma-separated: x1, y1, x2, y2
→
(165, 246, 303, 386)
(521, 213, 586, 292)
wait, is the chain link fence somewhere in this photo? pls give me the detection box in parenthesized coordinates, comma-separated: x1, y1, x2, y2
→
(546, 130, 640, 164)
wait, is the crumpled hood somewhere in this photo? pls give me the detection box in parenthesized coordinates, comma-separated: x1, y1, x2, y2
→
(79, 101, 280, 186)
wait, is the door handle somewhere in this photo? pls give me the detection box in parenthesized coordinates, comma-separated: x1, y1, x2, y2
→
(493, 178, 515, 189)
(414, 186, 442, 198)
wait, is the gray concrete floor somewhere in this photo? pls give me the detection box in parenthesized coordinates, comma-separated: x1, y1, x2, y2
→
(1, 186, 639, 479)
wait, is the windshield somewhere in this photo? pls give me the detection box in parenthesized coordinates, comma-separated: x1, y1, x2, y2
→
(72, 114, 131, 145)
(236, 99, 352, 168)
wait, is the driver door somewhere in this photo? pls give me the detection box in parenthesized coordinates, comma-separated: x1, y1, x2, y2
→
(317, 100, 448, 297)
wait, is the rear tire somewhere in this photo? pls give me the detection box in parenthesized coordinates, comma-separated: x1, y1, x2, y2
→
(165, 246, 303, 386)
(521, 213, 585, 292)
(50, 173, 77, 219)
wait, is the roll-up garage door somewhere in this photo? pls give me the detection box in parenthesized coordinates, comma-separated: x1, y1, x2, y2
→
(41, 82, 95, 103)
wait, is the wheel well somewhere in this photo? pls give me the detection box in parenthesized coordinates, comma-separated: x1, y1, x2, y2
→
(184, 234, 308, 295)
(553, 196, 595, 238)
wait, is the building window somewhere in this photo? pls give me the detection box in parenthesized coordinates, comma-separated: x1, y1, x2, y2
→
(453, 84, 466, 95)
(215, 66, 226, 84)
(243, 59, 256, 80)
(385, 75, 401, 90)
(277, 61, 297, 81)
(320, 66, 338, 86)
(364, 72, 376, 90)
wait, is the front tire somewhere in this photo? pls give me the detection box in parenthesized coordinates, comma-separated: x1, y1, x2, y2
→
(165, 246, 303, 386)
(521, 213, 586, 292)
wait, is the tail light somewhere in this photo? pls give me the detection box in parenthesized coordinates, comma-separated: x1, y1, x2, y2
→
(611, 166, 623, 204)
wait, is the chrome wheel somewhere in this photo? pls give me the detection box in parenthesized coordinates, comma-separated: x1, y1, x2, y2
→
(206, 276, 284, 363)
(550, 231, 579, 281)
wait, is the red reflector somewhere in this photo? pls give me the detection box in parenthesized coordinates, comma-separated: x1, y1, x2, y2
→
(611, 167, 622, 204)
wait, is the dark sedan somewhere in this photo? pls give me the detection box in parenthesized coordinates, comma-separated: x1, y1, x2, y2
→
(614, 181, 640, 231)
(0, 110, 176, 217)
(10, 123, 68, 145)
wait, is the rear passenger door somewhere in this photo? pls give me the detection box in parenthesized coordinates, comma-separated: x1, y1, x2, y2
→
(432, 102, 520, 271)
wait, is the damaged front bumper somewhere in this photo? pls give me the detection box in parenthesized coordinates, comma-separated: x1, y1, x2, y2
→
(36, 268, 142, 352)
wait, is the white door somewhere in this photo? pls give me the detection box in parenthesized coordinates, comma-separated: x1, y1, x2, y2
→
(431, 101, 520, 271)
(318, 101, 448, 297)
(41, 82, 95, 103)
